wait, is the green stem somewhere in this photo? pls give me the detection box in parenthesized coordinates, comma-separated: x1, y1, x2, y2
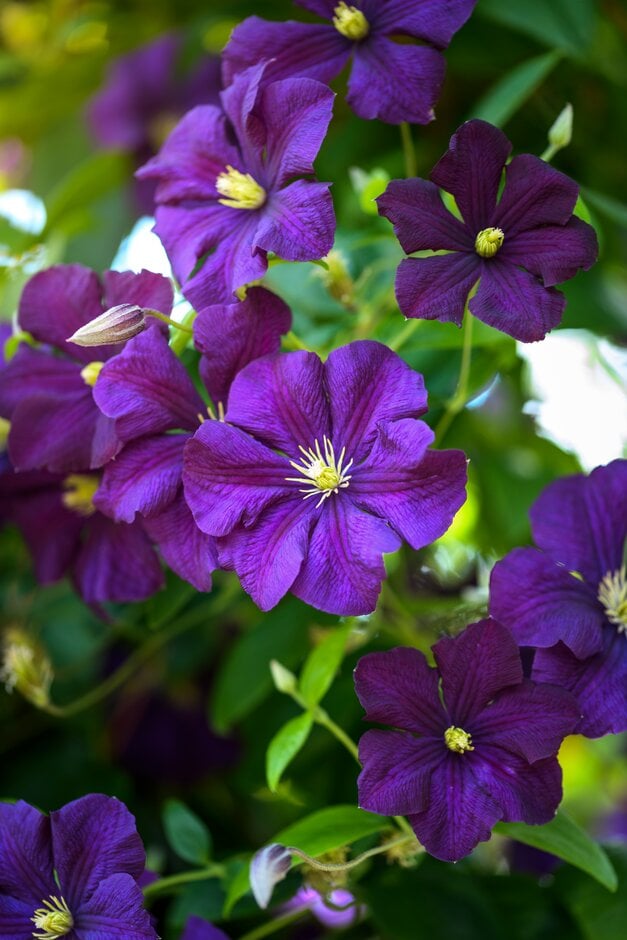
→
(238, 907, 308, 940)
(389, 317, 420, 352)
(145, 309, 194, 334)
(314, 707, 360, 762)
(400, 122, 417, 178)
(540, 144, 558, 163)
(290, 833, 414, 872)
(283, 330, 309, 351)
(434, 310, 474, 444)
(143, 865, 224, 901)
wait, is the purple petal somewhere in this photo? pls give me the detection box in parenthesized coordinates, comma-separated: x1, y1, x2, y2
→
(0, 894, 35, 939)
(75, 873, 156, 938)
(102, 269, 173, 318)
(0, 801, 54, 904)
(144, 493, 218, 593)
(433, 619, 523, 724)
(489, 547, 606, 658)
(0, 346, 83, 418)
(94, 328, 204, 439)
(183, 422, 292, 537)
(325, 341, 427, 463)
(51, 794, 145, 909)
(431, 120, 512, 231)
(348, 39, 445, 124)
(472, 679, 580, 762)
(533, 630, 627, 738)
(254, 180, 336, 263)
(7, 485, 82, 584)
(291, 496, 401, 615)
(351, 420, 468, 549)
(219, 64, 267, 173)
(377, 178, 472, 254)
(371, 0, 478, 48)
(529, 461, 627, 584)
(470, 748, 563, 825)
(493, 154, 579, 236)
(226, 350, 330, 455)
(74, 516, 163, 604)
(500, 217, 598, 287)
(194, 287, 292, 407)
(469, 260, 566, 342)
(395, 253, 479, 325)
(358, 729, 445, 816)
(181, 915, 230, 940)
(354, 646, 447, 735)
(295, 0, 336, 15)
(95, 435, 186, 523)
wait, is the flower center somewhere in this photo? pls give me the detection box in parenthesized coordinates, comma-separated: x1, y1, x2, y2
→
(216, 165, 266, 210)
(80, 360, 104, 387)
(32, 896, 74, 939)
(62, 474, 99, 517)
(286, 436, 353, 509)
(475, 227, 504, 258)
(444, 726, 474, 754)
(333, 3, 369, 40)
(598, 567, 627, 634)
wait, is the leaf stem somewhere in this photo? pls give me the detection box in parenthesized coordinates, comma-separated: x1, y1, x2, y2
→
(389, 317, 421, 352)
(238, 907, 308, 940)
(289, 833, 415, 872)
(400, 123, 417, 178)
(146, 309, 194, 334)
(434, 310, 474, 444)
(143, 864, 225, 901)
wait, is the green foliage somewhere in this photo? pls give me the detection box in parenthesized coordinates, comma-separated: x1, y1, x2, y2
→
(298, 624, 352, 708)
(470, 52, 562, 127)
(266, 712, 313, 793)
(162, 799, 212, 866)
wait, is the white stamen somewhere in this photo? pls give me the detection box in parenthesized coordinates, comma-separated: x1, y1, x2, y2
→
(286, 436, 353, 509)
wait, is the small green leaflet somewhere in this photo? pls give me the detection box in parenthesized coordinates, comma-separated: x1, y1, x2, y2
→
(162, 799, 212, 866)
(266, 712, 314, 792)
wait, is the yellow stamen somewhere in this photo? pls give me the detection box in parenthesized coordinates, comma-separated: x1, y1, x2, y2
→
(598, 567, 627, 634)
(80, 360, 104, 386)
(216, 165, 266, 210)
(286, 436, 353, 509)
(444, 726, 474, 754)
(475, 227, 504, 258)
(32, 895, 73, 939)
(1, 627, 53, 708)
(333, 2, 369, 41)
(62, 474, 99, 517)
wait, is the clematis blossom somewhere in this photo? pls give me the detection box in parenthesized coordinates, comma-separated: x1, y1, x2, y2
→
(355, 619, 579, 862)
(377, 119, 598, 342)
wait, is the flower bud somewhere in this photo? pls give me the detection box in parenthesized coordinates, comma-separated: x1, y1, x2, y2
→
(67, 304, 146, 347)
(548, 103, 573, 152)
(1, 627, 53, 709)
(250, 843, 292, 909)
(270, 659, 298, 695)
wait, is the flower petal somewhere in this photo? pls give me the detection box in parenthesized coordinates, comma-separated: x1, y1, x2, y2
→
(5, 482, 82, 584)
(0, 346, 83, 418)
(102, 269, 173, 319)
(195, 287, 292, 408)
(0, 894, 35, 939)
(182, 213, 268, 307)
(354, 646, 447, 735)
(469, 260, 565, 342)
(433, 618, 523, 724)
(291, 496, 401, 615)
(357, 730, 445, 816)
(371, 0, 478, 48)
(499, 217, 598, 287)
(395, 253, 479, 325)
(377, 178, 472, 254)
(493, 154, 579, 236)
(152, 202, 244, 289)
(325, 341, 427, 463)
(95, 435, 186, 523)
(254, 180, 335, 263)
(470, 748, 563, 825)
(74, 516, 163, 604)
(351, 420, 468, 549)
(75, 873, 156, 939)
(144, 493, 218, 594)
(181, 916, 230, 940)
(0, 801, 54, 904)
(348, 38, 445, 124)
(431, 120, 511, 231)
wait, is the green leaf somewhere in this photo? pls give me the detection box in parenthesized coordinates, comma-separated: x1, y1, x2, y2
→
(495, 811, 617, 891)
(299, 625, 351, 707)
(162, 799, 212, 866)
(266, 712, 314, 792)
(479, 0, 596, 56)
(470, 52, 561, 127)
(581, 187, 627, 228)
(276, 804, 388, 858)
(556, 846, 627, 940)
(44, 151, 130, 236)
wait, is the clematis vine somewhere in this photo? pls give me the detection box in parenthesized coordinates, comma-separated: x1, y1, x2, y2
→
(137, 63, 336, 308)
(354, 618, 579, 862)
(183, 340, 467, 616)
(223, 0, 477, 124)
(377, 119, 598, 341)
(490, 460, 627, 737)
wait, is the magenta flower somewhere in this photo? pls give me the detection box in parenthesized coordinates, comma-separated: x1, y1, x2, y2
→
(490, 460, 627, 737)
(183, 340, 467, 615)
(0, 794, 156, 938)
(355, 619, 579, 862)
(223, 1, 477, 125)
(377, 120, 598, 342)
(137, 63, 335, 308)
(0, 265, 173, 473)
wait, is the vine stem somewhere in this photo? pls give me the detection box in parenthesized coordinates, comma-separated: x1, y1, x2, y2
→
(143, 865, 225, 901)
(290, 833, 415, 872)
(400, 122, 417, 178)
(389, 317, 420, 352)
(434, 310, 474, 444)
(238, 907, 307, 940)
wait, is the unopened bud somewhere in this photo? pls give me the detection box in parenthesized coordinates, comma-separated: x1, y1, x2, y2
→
(315, 250, 355, 309)
(1, 627, 53, 708)
(250, 843, 292, 909)
(270, 659, 298, 695)
(67, 303, 146, 348)
(548, 103, 573, 152)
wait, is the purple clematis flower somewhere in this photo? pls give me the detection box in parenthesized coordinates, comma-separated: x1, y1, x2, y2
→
(282, 886, 364, 928)
(182, 916, 230, 940)
(0, 794, 156, 938)
(0, 265, 173, 474)
(377, 119, 598, 342)
(223, 1, 477, 125)
(355, 618, 579, 862)
(88, 33, 222, 215)
(137, 63, 335, 308)
(183, 340, 467, 616)
(93, 288, 291, 592)
(490, 460, 627, 737)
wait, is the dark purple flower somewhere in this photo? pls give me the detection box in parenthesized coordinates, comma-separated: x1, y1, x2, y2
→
(0, 265, 173, 473)
(183, 340, 467, 615)
(223, 1, 476, 125)
(182, 916, 230, 940)
(283, 886, 364, 928)
(0, 794, 156, 938)
(377, 119, 598, 342)
(355, 619, 579, 862)
(87, 33, 222, 215)
(93, 288, 290, 592)
(490, 460, 627, 737)
(137, 63, 335, 307)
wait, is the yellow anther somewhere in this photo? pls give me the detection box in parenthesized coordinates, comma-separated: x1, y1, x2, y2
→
(62, 474, 99, 517)
(598, 567, 627, 634)
(216, 165, 266, 210)
(32, 895, 73, 939)
(286, 436, 353, 509)
(475, 227, 504, 258)
(80, 360, 104, 386)
(333, 2, 369, 41)
(444, 726, 474, 754)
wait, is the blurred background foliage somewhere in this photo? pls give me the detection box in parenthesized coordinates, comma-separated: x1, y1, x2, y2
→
(0, 1, 626, 938)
